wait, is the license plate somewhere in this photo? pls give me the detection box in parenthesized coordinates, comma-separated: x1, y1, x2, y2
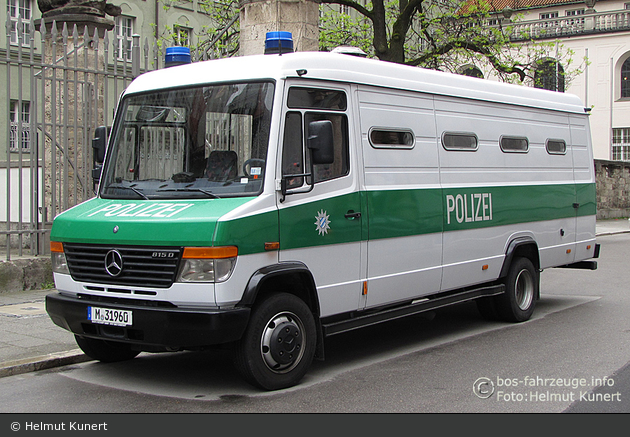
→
(88, 306, 133, 327)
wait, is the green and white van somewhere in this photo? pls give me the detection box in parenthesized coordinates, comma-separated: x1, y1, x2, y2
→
(46, 49, 599, 390)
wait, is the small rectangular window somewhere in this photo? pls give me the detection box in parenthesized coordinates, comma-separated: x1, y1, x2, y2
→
(442, 132, 478, 151)
(540, 11, 559, 19)
(369, 128, 414, 149)
(546, 139, 567, 155)
(287, 88, 347, 111)
(9, 100, 31, 152)
(500, 136, 529, 153)
(115, 15, 134, 61)
(566, 9, 585, 16)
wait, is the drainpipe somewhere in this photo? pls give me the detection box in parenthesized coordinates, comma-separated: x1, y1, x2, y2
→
(610, 57, 614, 159)
(155, 0, 159, 40)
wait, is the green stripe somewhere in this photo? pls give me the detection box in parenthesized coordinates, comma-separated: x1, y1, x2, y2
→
(52, 183, 595, 253)
(367, 183, 595, 238)
(278, 192, 362, 250)
(214, 210, 279, 256)
(367, 188, 443, 239)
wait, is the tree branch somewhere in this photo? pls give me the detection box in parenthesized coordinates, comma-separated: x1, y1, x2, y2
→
(318, 0, 374, 21)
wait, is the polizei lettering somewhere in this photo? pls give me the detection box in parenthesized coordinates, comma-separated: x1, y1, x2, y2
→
(87, 203, 193, 218)
(446, 193, 493, 225)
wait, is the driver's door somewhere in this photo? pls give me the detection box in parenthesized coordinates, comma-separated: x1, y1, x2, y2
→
(277, 83, 364, 318)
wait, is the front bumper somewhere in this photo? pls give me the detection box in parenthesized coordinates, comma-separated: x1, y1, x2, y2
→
(46, 292, 250, 349)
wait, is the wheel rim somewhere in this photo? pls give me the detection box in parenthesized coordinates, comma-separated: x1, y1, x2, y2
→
(515, 269, 534, 311)
(260, 311, 306, 374)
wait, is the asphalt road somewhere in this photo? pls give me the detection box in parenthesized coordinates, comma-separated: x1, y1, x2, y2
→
(0, 233, 628, 416)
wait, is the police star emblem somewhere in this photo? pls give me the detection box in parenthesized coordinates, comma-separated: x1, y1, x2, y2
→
(314, 210, 331, 236)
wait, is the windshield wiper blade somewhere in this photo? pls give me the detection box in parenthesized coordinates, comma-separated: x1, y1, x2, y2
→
(156, 188, 220, 199)
(106, 185, 149, 200)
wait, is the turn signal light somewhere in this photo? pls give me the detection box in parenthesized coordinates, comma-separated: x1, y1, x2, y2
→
(182, 246, 238, 259)
(50, 241, 64, 253)
(265, 242, 280, 251)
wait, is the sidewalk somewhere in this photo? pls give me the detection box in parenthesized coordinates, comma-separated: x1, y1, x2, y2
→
(0, 219, 628, 378)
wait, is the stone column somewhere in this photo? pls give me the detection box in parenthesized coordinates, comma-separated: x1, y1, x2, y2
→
(239, 0, 320, 56)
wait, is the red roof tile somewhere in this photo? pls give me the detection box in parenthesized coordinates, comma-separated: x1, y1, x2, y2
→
(461, 0, 589, 14)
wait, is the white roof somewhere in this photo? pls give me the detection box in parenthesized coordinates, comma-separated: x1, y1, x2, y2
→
(124, 51, 586, 114)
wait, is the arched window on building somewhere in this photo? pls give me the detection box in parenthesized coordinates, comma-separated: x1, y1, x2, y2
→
(459, 65, 484, 79)
(534, 59, 565, 92)
(622, 57, 630, 99)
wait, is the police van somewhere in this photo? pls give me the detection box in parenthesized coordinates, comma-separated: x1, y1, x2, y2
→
(46, 43, 599, 390)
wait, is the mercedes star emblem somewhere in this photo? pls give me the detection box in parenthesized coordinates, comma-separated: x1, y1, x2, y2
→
(104, 250, 124, 277)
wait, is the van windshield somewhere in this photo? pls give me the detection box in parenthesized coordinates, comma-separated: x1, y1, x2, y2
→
(100, 81, 274, 199)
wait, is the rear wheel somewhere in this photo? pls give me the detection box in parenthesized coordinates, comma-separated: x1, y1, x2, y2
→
(495, 257, 538, 322)
(75, 335, 140, 363)
(234, 293, 316, 390)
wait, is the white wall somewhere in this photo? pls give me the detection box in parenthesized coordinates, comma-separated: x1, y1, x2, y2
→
(0, 166, 43, 222)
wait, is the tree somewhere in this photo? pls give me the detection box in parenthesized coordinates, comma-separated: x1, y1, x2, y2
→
(318, 0, 584, 87)
(157, 0, 240, 60)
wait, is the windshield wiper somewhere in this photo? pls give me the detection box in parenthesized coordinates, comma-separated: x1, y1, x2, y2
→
(106, 185, 149, 200)
(156, 187, 221, 199)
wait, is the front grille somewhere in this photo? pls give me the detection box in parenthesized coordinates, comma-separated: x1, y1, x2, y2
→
(64, 243, 182, 288)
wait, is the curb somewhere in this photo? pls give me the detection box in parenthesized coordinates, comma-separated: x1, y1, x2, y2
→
(596, 230, 630, 237)
(0, 349, 92, 378)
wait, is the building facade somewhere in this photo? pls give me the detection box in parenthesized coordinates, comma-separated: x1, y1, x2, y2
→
(477, 0, 630, 161)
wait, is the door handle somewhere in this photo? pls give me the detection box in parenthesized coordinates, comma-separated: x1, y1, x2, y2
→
(344, 210, 362, 220)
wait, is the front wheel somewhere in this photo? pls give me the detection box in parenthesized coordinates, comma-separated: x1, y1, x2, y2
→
(75, 335, 140, 363)
(495, 257, 538, 322)
(234, 293, 317, 390)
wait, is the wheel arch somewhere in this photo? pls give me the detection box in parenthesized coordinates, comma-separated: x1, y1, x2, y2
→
(500, 237, 541, 282)
(238, 262, 325, 359)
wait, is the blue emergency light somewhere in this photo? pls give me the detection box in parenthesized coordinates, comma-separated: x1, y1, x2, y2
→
(264, 31, 294, 55)
(165, 46, 191, 68)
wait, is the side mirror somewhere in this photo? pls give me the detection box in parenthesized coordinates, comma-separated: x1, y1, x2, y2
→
(91, 126, 110, 189)
(307, 120, 334, 165)
(92, 126, 108, 164)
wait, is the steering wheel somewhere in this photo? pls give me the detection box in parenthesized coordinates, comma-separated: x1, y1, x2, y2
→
(243, 159, 265, 177)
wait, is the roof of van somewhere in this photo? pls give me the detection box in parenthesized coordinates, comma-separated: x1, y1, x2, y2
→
(123, 51, 586, 114)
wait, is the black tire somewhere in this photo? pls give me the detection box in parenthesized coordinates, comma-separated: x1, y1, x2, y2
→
(495, 257, 538, 322)
(234, 293, 317, 390)
(75, 335, 140, 363)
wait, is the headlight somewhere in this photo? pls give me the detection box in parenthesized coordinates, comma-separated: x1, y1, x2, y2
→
(50, 241, 70, 274)
(176, 246, 238, 283)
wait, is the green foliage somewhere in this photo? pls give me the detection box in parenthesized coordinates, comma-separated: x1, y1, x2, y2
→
(319, 5, 374, 54)
(157, 0, 239, 61)
(318, 0, 585, 86)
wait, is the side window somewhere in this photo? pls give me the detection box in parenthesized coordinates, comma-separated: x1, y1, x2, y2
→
(282, 87, 349, 188)
(306, 112, 349, 183)
(442, 132, 478, 151)
(282, 112, 304, 189)
(546, 139, 567, 155)
(369, 128, 415, 149)
(288, 87, 347, 110)
(500, 136, 529, 153)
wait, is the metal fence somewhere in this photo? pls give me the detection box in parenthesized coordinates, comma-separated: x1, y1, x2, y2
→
(1, 15, 161, 261)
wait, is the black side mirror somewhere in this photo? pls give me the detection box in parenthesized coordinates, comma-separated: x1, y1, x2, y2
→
(92, 126, 110, 189)
(307, 120, 334, 165)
